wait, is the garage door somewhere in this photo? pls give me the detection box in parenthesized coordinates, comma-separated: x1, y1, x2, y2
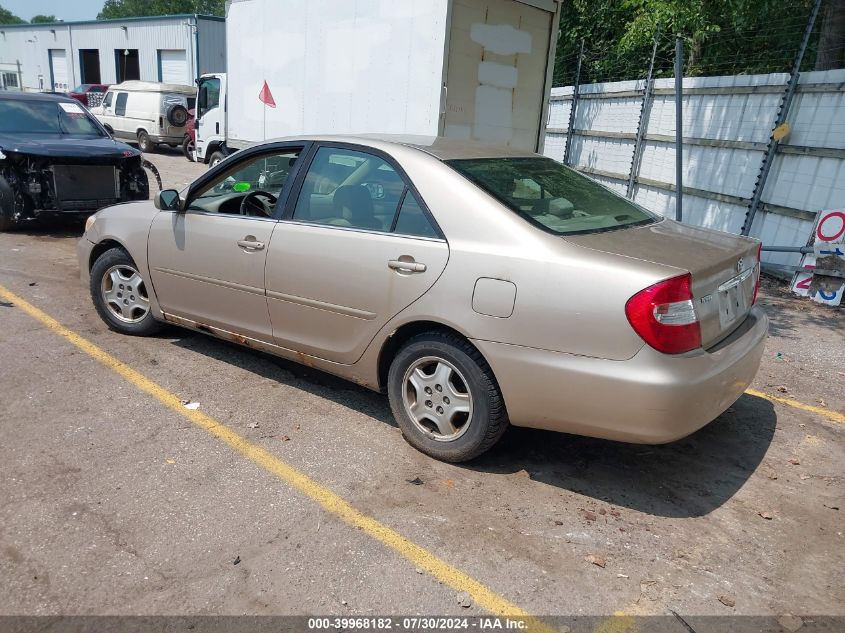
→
(49, 49, 68, 91)
(159, 50, 188, 84)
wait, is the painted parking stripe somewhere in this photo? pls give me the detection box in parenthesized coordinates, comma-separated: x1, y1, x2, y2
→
(0, 285, 553, 632)
(745, 388, 844, 424)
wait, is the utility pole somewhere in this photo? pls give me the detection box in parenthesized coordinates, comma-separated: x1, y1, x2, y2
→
(563, 39, 584, 166)
(674, 36, 683, 223)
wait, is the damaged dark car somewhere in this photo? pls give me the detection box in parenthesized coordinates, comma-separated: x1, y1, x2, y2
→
(0, 92, 149, 231)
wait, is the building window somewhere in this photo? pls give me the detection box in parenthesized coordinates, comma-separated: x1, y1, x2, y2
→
(2, 72, 19, 89)
(115, 49, 140, 83)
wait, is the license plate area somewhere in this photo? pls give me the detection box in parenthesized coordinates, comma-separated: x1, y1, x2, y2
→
(718, 268, 754, 328)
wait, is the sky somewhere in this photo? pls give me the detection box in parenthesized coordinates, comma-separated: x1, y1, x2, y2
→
(2, 0, 103, 22)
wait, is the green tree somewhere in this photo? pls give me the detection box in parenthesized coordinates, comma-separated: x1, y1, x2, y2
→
(0, 4, 26, 24)
(554, 0, 820, 86)
(97, 0, 225, 19)
(30, 15, 58, 23)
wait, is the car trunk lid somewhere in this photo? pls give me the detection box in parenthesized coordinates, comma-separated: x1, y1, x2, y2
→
(564, 219, 760, 349)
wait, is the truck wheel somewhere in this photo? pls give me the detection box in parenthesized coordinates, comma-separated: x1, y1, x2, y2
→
(208, 151, 225, 168)
(90, 247, 163, 336)
(387, 331, 508, 462)
(137, 131, 155, 153)
(182, 135, 196, 162)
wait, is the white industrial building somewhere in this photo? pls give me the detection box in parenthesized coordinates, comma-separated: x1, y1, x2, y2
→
(0, 14, 225, 92)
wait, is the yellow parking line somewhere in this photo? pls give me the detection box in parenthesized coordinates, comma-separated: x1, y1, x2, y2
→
(0, 285, 552, 631)
(745, 388, 844, 424)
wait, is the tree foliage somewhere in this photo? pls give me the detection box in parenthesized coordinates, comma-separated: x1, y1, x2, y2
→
(30, 15, 57, 23)
(0, 3, 26, 24)
(553, 0, 830, 86)
(97, 0, 225, 19)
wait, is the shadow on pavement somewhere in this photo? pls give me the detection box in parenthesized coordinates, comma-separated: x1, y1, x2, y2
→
(467, 393, 777, 518)
(169, 330, 777, 519)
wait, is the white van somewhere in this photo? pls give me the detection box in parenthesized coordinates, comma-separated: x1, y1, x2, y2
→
(91, 81, 196, 153)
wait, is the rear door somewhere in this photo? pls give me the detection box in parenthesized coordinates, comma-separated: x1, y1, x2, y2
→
(265, 143, 449, 364)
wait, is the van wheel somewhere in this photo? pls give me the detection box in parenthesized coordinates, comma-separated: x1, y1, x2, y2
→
(137, 131, 155, 153)
(208, 151, 225, 168)
(90, 247, 163, 336)
(387, 332, 508, 462)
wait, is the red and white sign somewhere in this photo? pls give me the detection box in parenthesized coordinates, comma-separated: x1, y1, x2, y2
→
(791, 208, 845, 305)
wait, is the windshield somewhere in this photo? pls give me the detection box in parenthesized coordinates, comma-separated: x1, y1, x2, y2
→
(446, 157, 657, 235)
(0, 100, 106, 136)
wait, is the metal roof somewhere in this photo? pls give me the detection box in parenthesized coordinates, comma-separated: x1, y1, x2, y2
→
(0, 14, 223, 29)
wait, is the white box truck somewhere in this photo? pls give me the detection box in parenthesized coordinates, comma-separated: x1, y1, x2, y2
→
(194, 0, 561, 165)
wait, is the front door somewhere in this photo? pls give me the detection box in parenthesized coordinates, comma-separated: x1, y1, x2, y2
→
(266, 144, 449, 364)
(147, 147, 303, 340)
(195, 74, 224, 162)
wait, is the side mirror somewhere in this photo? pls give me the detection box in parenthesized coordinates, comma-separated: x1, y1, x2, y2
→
(155, 189, 182, 211)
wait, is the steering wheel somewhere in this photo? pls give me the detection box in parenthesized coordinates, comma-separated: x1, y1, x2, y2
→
(239, 190, 278, 217)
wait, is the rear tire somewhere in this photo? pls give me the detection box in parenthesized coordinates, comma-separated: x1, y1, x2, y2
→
(182, 135, 196, 162)
(387, 331, 508, 462)
(137, 130, 155, 153)
(90, 247, 163, 336)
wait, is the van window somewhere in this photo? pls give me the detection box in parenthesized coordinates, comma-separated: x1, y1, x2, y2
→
(114, 92, 128, 116)
(102, 91, 113, 108)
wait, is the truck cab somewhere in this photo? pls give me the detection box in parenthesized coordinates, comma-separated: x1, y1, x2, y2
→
(194, 73, 226, 165)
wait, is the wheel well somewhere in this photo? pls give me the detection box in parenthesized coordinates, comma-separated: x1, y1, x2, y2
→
(88, 239, 126, 271)
(376, 321, 478, 392)
(205, 142, 223, 164)
(137, 129, 148, 137)
(103, 124, 114, 134)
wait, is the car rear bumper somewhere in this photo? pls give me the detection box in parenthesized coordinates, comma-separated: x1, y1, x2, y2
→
(473, 306, 768, 444)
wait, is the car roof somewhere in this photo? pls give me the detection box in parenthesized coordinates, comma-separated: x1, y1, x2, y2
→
(0, 91, 79, 104)
(265, 133, 540, 161)
(110, 80, 195, 95)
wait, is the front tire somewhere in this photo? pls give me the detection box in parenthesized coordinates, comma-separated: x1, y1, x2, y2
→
(90, 248, 162, 336)
(387, 332, 508, 462)
(137, 130, 155, 153)
(208, 150, 225, 168)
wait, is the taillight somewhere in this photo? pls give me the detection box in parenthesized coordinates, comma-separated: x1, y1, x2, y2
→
(625, 273, 701, 355)
(752, 243, 762, 305)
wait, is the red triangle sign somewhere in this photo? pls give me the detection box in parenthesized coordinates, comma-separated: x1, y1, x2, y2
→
(258, 80, 276, 108)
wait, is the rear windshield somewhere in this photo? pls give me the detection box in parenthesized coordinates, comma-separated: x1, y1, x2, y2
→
(0, 100, 105, 137)
(446, 157, 656, 235)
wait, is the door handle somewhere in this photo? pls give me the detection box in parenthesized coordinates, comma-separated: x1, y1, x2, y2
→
(388, 259, 426, 273)
(237, 239, 265, 250)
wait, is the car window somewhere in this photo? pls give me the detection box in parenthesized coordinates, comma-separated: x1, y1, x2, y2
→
(114, 92, 128, 116)
(393, 191, 439, 238)
(0, 100, 105, 136)
(102, 91, 113, 108)
(90, 86, 104, 93)
(292, 147, 406, 232)
(447, 157, 657, 236)
(188, 150, 301, 217)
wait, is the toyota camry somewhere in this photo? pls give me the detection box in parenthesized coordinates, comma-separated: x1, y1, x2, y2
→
(78, 135, 767, 462)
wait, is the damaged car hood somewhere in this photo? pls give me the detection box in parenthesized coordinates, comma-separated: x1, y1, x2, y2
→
(0, 133, 139, 159)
